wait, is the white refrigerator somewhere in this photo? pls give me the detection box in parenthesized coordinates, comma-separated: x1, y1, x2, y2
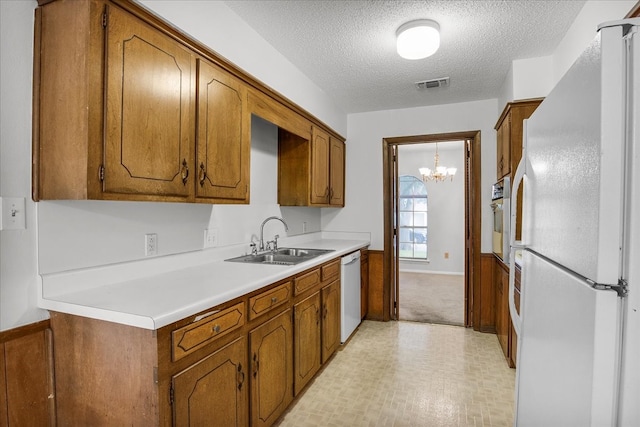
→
(509, 19, 640, 426)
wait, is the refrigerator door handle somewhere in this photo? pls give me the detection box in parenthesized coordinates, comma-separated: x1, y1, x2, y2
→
(508, 121, 529, 336)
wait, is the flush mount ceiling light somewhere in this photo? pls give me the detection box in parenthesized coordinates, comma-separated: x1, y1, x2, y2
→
(396, 19, 440, 60)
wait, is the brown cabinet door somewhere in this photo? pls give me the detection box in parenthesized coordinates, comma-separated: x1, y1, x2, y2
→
(310, 127, 330, 205)
(104, 5, 194, 199)
(329, 138, 345, 206)
(249, 310, 293, 427)
(321, 279, 341, 363)
(496, 116, 511, 180)
(172, 336, 248, 427)
(196, 59, 250, 203)
(293, 292, 321, 395)
(495, 266, 509, 359)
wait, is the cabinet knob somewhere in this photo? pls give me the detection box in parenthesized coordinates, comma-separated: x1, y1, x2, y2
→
(181, 159, 189, 185)
(212, 324, 221, 334)
(199, 162, 206, 186)
(271, 296, 278, 304)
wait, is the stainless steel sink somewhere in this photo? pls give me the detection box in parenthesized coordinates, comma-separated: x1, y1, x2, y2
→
(225, 248, 334, 266)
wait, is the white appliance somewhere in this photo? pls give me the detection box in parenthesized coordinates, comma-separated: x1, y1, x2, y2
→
(340, 250, 361, 343)
(509, 19, 639, 426)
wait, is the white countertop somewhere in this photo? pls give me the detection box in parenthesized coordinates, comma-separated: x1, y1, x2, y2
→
(38, 232, 369, 330)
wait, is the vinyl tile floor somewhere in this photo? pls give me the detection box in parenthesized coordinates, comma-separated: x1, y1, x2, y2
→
(275, 320, 515, 427)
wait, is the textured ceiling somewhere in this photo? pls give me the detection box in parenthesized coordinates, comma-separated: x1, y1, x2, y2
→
(224, 0, 586, 114)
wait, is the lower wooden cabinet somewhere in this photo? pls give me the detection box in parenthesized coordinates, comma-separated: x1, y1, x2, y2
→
(495, 262, 510, 360)
(48, 255, 347, 427)
(494, 257, 520, 368)
(172, 337, 248, 427)
(321, 280, 341, 363)
(294, 293, 321, 395)
(249, 310, 293, 427)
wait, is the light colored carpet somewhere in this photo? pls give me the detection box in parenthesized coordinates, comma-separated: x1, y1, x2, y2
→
(398, 272, 464, 326)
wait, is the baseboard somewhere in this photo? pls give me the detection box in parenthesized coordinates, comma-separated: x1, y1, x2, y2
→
(399, 269, 464, 276)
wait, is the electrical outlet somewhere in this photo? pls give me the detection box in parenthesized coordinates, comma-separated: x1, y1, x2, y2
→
(145, 233, 157, 256)
(204, 228, 218, 248)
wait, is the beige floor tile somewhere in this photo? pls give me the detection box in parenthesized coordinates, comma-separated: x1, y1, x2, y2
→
(276, 320, 515, 427)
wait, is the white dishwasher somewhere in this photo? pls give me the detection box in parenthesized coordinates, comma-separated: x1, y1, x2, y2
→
(340, 250, 361, 343)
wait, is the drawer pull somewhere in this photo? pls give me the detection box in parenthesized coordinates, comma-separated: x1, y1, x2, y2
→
(271, 297, 278, 304)
(212, 324, 221, 333)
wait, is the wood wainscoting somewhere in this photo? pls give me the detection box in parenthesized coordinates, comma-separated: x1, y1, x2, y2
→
(476, 254, 497, 333)
(365, 250, 385, 321)
(0, 320, 55, 426)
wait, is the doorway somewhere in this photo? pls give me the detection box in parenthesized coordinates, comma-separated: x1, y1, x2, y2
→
(396, 141, 465, 325)
(382, 131, 482, 327)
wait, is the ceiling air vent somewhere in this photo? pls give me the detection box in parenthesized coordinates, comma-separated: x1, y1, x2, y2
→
(415, 77, 450, 90)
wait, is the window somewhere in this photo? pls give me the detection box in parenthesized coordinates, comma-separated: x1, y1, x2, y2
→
(398, 175, 428, 259)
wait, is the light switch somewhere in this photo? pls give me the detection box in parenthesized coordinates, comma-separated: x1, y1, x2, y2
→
(0, 197, 26, 230)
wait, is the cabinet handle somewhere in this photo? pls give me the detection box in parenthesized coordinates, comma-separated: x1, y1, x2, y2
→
(199, 162, 206, 186)
(252, 353, 259, 378)
(323, 303, 328, 319)
(212, 324, 221, 334)
(324, 186, 329, 198)
(237, 364, 245, 390)
(181, 159, 189, 185)
(271, 296, 278, 304)
(316, 307, 320, 326)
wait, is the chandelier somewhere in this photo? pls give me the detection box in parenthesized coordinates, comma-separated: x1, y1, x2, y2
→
(419, 143, 457, 183)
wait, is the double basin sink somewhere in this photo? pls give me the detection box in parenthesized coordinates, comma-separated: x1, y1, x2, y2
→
(225, 248, 334, 266)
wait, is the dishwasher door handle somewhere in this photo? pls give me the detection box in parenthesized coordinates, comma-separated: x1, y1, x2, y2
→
(341, 250, 361, 265)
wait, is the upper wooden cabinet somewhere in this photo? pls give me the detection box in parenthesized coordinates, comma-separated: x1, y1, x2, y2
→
(494, 99, 543, 180)
(34, 1, 197, 202)
(310, 127, 331, 204)
(329, 137, 345, 206)
(103, 5, 195, 199)
(33, 0, 344, 206)
(196, 59, 250, 203)
(278, 127, 346, 207)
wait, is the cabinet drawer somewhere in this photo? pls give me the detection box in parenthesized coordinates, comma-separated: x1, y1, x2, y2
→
(249, 281, 291, 320)
(321, 259, 340, 282)
(172, 302, 245, 361)
(294, 268, 321, 295)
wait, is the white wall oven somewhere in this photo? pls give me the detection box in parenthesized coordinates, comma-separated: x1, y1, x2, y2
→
(491, 177, 510, 263)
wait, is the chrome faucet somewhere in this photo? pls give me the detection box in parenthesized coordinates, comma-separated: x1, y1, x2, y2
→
(259, 216, 289, 252)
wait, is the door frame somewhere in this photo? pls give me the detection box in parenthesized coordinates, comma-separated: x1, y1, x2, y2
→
(382, 131, 481, 326)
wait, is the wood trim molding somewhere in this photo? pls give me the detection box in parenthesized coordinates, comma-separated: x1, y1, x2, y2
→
(626, 1, 640, 18)
(382, 131, 482, 326)
(0, 319, 50, 344)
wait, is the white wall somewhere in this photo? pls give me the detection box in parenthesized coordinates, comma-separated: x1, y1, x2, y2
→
(322, 99, 499, 253)
(499, 1, 636, 105)
(397, 142, 465, 274)
(0, 1, 47, 329)
(552, 1, 637, 84)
